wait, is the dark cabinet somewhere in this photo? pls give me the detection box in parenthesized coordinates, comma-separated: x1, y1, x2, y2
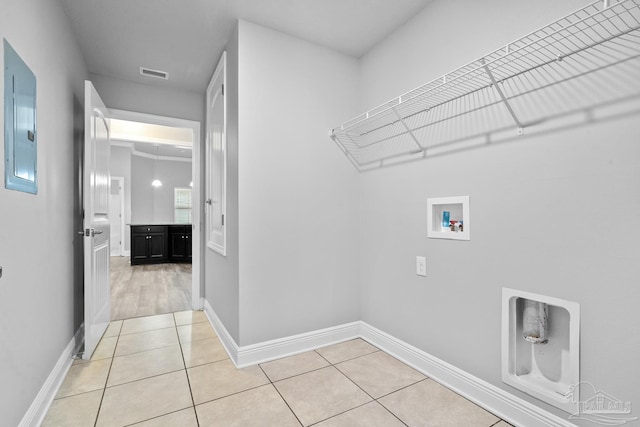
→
(130, 224, 191, 265)
(168, 225, 192, 262)
(130, 225, 168, 265)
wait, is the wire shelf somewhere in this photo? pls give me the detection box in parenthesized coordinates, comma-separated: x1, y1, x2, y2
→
(330, 0, 640, 171)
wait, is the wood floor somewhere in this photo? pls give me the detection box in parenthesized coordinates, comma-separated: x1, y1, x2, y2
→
(110, 256, 192, 320)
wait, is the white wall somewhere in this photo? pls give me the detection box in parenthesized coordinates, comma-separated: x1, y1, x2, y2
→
(358, 0, 640, 423)
(0, 0, 88, 424)
(205, 26, 240, 342)
(131, 156, 155, 224)
(130, 156, 192, 224)
(152, 159, 192, 223)
(236, 21, 361, 346)
(90, 73, 204, 124)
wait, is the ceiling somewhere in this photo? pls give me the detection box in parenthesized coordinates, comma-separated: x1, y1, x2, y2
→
(59, 0, 433, 93)
(130, 142, 192, 160)
(110, 119, 193, 159)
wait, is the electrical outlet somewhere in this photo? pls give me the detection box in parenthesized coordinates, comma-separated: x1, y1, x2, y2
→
(416, 256, 427, 277)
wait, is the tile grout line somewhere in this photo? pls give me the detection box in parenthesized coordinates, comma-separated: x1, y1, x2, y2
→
(306, 401, 374, 427)
(105, 367, 187, 390)
(95, 315, 199, 426)
(173, 314, 201, 427)
(120, 408, 192, 427)
(329, 363, 414, 426)
(282, 344, 414, 426)
(271, 346, 411, 427)
(320, 341, 502, 426)
(257, 363, 305, 426)
(264, 344, 404, 426)
(374, 377, 430, 401)
(92, 321, 123, 427)
(264, 362, 332, 384)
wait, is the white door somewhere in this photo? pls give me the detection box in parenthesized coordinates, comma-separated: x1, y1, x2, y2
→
(206, 52, 226, 255)
(83, 81, 111, 360)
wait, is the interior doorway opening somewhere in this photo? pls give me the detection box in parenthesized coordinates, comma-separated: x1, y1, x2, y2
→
(107, 109, 201, 320)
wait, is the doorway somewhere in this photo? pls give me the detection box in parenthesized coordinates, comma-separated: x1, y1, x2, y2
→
(108, 109, 202, 319)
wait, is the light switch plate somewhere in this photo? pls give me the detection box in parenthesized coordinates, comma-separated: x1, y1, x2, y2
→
(416, 256, 427, 277)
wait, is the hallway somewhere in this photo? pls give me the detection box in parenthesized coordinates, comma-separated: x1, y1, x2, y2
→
(41, 311, 513, 426)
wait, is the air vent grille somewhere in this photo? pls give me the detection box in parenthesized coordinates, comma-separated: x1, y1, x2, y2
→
(139, 67, 169, 80)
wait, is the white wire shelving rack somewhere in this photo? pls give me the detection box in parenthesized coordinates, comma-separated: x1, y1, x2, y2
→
(330, 0, 640, 171)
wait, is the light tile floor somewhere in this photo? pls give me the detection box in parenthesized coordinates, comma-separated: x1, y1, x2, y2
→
(43, 311, 514, 427)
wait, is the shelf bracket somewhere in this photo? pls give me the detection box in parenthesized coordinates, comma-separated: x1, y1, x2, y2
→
(391, 107, 426, 156)
(481, 58, 525, 135)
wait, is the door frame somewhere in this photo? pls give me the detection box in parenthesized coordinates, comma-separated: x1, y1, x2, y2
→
(109, 108, 203, 309)
(110, 176, 125, 256)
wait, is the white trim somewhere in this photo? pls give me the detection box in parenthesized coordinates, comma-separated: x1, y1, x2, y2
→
(19, 326, 83, 427)
(236, 322, 361, 368)
(202, 300, 361, 369)
(110, 141, 192, 162)
(108, 108, 202, 311)
(200, 301, 575, 427)
(360, 322, 575, 427)
(203, 299, 239, 366)
(109, 109, 198, 129)
(205, 52, 227, 257)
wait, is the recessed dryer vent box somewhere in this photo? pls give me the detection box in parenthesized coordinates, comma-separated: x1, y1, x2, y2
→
(427, 196, 469, 240)
(502, 288, 580, 414)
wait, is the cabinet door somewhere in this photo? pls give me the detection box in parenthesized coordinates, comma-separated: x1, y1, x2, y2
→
(185, 232, 192, 260)
(131, 234, 149, 261)
(169, 232, 186, 260)
(149, 233, 167, 260)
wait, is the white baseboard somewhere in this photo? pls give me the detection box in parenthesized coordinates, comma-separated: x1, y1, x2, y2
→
(203, 299, 240, 366)
(202, 300, 360, 368)
(200, 303, 574, 427)
(19, 326, 83, 427)
(361, 323, 575, 427)
(236, 321, 361, 368)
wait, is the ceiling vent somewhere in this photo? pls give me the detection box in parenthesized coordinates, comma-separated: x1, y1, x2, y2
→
(139, 67, 169, 80)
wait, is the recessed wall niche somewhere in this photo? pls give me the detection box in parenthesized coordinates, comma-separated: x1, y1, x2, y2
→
(427, 196, 470, 240)
(502, 288, 580, 413)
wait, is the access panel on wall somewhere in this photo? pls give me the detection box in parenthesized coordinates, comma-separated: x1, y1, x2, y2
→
(4, 39, 37, 194)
